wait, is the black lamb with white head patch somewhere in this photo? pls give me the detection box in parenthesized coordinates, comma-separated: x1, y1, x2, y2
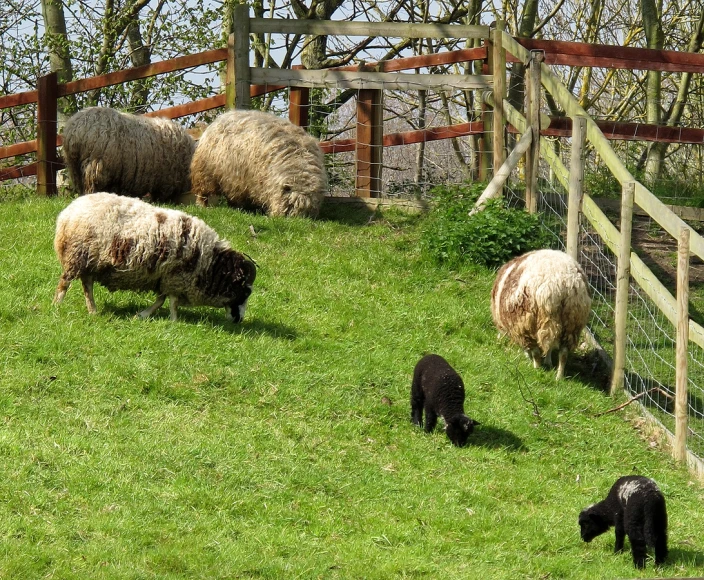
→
(579, 475, 668, 569)
(410, 354, 479, 447)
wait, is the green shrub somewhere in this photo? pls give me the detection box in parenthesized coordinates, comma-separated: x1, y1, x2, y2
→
(421, 183, 551, 269)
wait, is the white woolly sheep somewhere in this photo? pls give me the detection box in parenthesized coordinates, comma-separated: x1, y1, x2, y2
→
(62, 107, 195, 202)
(491, 249, 591, 380)
(53, 192, 256, 322)
(190, 110, 328, 218)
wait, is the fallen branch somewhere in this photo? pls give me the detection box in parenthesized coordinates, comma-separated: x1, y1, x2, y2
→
(593, 387, 674, 417)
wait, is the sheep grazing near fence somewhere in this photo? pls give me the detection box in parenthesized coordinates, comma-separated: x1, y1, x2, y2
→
(491, 249, 591, 380)
(53, 192, 256, 322)
(190, 110, 328, 218)
(62, 107, 195, 202)
(411, 354, 479, 447)
(579, 476, 668, 569)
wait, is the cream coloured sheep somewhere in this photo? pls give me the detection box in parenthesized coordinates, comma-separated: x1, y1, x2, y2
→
(53, 192, 256, 322)
(190, 110, 327, 218)
(62, 107, 195, 201)
(491, 249, 591, 380)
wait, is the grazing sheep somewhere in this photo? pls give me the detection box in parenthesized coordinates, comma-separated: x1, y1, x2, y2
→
(491, 249, 591, 380)
(53, 192, 256, 322)
(579, 476, 668, 569)
(411, 354, 479, 447)
(190, 110, 327, 218)
(62, 107, 195, 201)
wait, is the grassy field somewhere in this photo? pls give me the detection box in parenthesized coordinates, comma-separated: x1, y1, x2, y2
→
(0, 195, 703, 579)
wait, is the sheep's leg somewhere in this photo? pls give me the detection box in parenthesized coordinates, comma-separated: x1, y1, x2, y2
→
(80, 276, 97, 314)
(53, 273, 72, 305)
(424, 408, 438, 433)
(410, 398, 424, 427)
(138, 294, 166, 319)
(614, 519, 625, 553)
(654, 533, 668, 565)
(556, 347, 569, 380)
(529, 347, 543, 369)
(628, 532, 647, 569)
(168, 295, 179, 321)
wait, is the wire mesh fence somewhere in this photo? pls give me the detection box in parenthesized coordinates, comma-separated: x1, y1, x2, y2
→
(503, 130, 704, 469)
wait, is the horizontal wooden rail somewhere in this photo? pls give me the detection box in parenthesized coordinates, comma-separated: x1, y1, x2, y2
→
(250, 68, 492, 91)
(0, 140, 38, 160)
(249, 18, 490, 39)
(543, 117, 704, 144)
(319, 121, 484, 153)
(0, 90, 39, 110)
(0, 162, 37, 181)
(60, 49, 227, 96)
(518, 38, 704, 73)
(339, 47, 487, 72)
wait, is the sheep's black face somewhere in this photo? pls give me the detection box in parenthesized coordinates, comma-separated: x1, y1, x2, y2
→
(225, 285, 252, 323)
(445, 416, 479, 447)
(578, 510, 609, 542)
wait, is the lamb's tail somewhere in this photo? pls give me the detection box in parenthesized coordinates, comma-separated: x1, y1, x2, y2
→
(644, 498, 668, 565)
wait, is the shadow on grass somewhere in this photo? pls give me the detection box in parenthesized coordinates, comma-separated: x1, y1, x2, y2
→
(666, 547, 704, 568)
(102, 305, 298, 339)
(318, 200, 378, 225)
(471, 424, 526, 451)
(565, 350, 612, 394)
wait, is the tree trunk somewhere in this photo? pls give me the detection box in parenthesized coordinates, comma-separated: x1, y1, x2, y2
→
(127, 18, 152, 113)
(40, 0, 76, 124)
(507, 0, 540, 113)
(641, 0, 664, 183)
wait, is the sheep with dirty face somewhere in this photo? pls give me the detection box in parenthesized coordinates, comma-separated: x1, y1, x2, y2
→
(411, 354, 479, 447)
(53, 192, 256, 322)
(190, 110, 327, 218)
(491, 249, 591, 380)
(62, 107, 195, 201)
(579, 475, 668, 569)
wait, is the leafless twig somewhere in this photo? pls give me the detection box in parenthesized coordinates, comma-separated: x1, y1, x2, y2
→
(593, 387, 673, 417)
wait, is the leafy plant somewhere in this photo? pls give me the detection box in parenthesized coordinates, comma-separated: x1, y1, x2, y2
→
(421, 183, 551, 268)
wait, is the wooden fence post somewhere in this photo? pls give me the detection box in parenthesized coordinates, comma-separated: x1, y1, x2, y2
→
(36, 72, 58, 197)
(492, 21, 506, 192)
(525, 50, 543, 214)
(479, 30, 493, 182)
(289, 66, 309, 129)
(355, 88, 383, 198)
(610, 181, 635, 396)
(566, 115, 587, 260)
(227, 4, 250, 110)
(675, 226, 690, 463)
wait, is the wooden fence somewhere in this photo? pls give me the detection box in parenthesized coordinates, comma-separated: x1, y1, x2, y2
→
(4, 12, 704, 196)
(496, 31, 704, 478)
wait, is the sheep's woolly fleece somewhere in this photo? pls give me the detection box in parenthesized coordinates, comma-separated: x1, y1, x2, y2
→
(62, 107, 195, 201)
(53, 192, 256, 321)
(190, 109, 328, 218)
(491, 249, 592, 379)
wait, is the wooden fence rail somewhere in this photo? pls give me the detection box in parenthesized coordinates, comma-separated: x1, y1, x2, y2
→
(4, 22, 704, 195)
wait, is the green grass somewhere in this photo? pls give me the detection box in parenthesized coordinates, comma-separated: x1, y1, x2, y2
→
(1, 196, 703, 579)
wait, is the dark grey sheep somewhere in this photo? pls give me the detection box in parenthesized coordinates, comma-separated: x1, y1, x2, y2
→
(410, 354, 479, 447)
(579, 475, 668, 569)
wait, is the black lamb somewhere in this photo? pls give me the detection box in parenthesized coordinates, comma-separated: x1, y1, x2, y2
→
(410, 354, 479, 447)
(579, 475, 668, 569)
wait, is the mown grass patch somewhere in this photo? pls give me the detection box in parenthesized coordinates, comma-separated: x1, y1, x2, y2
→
(0, 196, 702, 579)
